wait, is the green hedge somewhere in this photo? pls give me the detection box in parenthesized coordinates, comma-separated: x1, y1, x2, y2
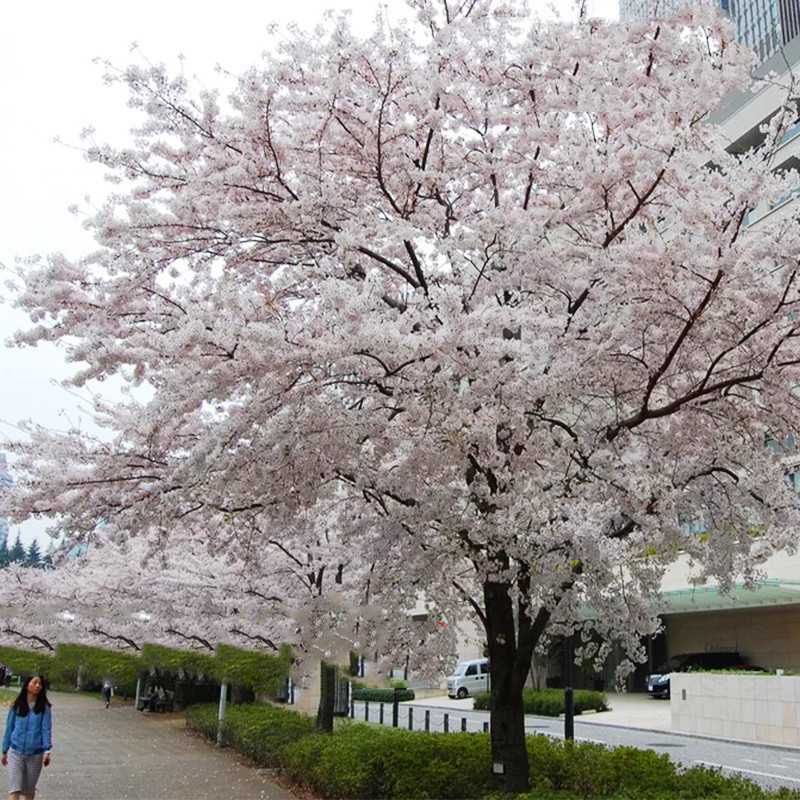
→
(223, 703, 316, 764)
(0, 647, 58, 680)
(0, 642, 296, 699)
(473, 687, 607, 716)
(55, 644, 143, 686)
(140, 643, 217, 678)
(184, 702, 219, 739)
(518, 735, 780, 800)
(351, 687, 415, 703)
(184, 701, 800, 799)
(215, 643, 292, 696)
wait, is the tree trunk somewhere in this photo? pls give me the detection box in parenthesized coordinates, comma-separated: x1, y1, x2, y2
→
(483, 566, 550, 794)
(484, 579, 531, 794)
(315, 660, 336, 732)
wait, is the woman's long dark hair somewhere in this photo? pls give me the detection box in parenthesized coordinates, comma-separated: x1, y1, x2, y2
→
(12, 676, 51, 716)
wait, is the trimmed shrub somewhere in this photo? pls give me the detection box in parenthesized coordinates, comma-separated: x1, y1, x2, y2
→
(574, 689, 609, 713)
(517, 736, 790, 799)
(140, 643, 216, 678)
(54, 644, 142, 688)
(284, 721, 492, 799)
(473, 687, 608, 715)
(186, 700, 800, 800)
(221, 703, 316, 765)
(0, 647, 57, 681)
(184, 702, 219, 741)
(352, 687, 415, 702)
(215, 644, 292, 697)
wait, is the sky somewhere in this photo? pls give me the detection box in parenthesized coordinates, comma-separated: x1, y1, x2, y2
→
(0, 0, 618, 545)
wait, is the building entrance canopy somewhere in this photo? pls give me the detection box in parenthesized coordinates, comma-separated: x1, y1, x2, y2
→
(656, 580, 800, 615)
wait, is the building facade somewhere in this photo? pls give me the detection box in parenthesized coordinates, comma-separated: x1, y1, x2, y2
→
(626, 35, 800, 690)
(619, 0, 799, 63)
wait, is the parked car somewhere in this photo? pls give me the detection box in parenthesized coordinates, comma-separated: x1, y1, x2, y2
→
(646, 651, 752, 699)
(446, 659, 489, 698)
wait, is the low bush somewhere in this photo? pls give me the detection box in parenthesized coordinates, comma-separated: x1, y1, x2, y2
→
(473, 687, 608, 716)
(184, 702, 218, 740)
(351, 687, 415, 702)
(221, 703, 316, 765)
(186, 701, 800, 799)
(283, 721, 492, 799)
(518, 735, 785, 799)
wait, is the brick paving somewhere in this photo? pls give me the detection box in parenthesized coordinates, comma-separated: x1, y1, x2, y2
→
(17, 691, 297, 800)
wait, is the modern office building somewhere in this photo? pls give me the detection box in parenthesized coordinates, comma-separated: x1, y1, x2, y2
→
(615, 35, 800, 691)
(619, 0, 800, 63)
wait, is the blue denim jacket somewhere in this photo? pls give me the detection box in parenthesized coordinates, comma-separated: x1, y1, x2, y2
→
(2, 706, 52, 755)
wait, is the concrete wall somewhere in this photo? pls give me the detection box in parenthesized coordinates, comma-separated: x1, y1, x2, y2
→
(665, 605, 800, 671)
(672, 673, 800, 746)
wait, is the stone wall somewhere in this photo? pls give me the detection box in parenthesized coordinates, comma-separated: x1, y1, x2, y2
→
(671, 673, 800, 746)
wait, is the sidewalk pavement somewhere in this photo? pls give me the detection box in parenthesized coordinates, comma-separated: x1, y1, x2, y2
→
(27, 691, 297, 800)
(406, 690, 672, 731)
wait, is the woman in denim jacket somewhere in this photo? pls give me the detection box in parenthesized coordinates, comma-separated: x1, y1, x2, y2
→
(1, 676, 52, 800)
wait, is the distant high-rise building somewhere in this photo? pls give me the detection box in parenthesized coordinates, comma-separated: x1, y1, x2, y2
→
(619, 0, 800, 63)
(779, 0, 800, 44)
(619, 0, 726, 19)
(0, 454, 11, 551)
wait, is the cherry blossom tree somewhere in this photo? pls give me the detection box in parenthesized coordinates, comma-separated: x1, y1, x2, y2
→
(6, 0, 800, 790)
(0, 520, 450, 721)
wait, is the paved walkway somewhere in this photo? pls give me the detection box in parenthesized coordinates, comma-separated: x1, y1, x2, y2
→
(576, 690, 672, 730)
(20, 692, 297, 800)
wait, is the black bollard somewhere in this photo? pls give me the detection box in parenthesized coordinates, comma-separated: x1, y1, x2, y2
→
(564, 632, 575, 741)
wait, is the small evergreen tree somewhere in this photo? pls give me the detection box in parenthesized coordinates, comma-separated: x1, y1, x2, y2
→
(9, 535, 25, 564)
(25, 540, 41, 568)
(0, 540, 10, 569)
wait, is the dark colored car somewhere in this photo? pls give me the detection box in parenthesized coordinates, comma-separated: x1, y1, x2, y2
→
(646, 651, 751, 698)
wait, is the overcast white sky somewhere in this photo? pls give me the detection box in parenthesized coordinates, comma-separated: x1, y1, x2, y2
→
(0, 0, 618, 544)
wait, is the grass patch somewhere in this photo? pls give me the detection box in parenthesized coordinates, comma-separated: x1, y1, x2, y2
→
(0, 689, 17, 707)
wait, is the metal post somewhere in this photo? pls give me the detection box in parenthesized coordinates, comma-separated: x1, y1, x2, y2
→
(425, 709, 430, 732)
(564, 633, 574, 741)
(216, 683, 228, 747)
(461, 717, 467, 732)
(365, 700, 369, 722)
(408, 707, 413, 730)
(347, 680, 351, 718)
(444, 713, 449, 733)
(483, 721, 489, 733)
(380, 702, 384, 725)
(392, 687, 400, 727)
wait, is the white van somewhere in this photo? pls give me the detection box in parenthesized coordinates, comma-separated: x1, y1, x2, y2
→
(446, 659, 489, 698)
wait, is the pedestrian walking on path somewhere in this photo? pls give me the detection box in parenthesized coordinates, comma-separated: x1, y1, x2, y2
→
(1, 676, 52, 800)
(101, 678, 113, 709)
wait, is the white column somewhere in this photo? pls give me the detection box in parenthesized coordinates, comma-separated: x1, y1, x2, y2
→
(216, 683, 227, 747)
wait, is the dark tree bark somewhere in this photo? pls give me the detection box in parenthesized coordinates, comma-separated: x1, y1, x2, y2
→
(483, 562, 549, 794)
(316, 660, 337, 732)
